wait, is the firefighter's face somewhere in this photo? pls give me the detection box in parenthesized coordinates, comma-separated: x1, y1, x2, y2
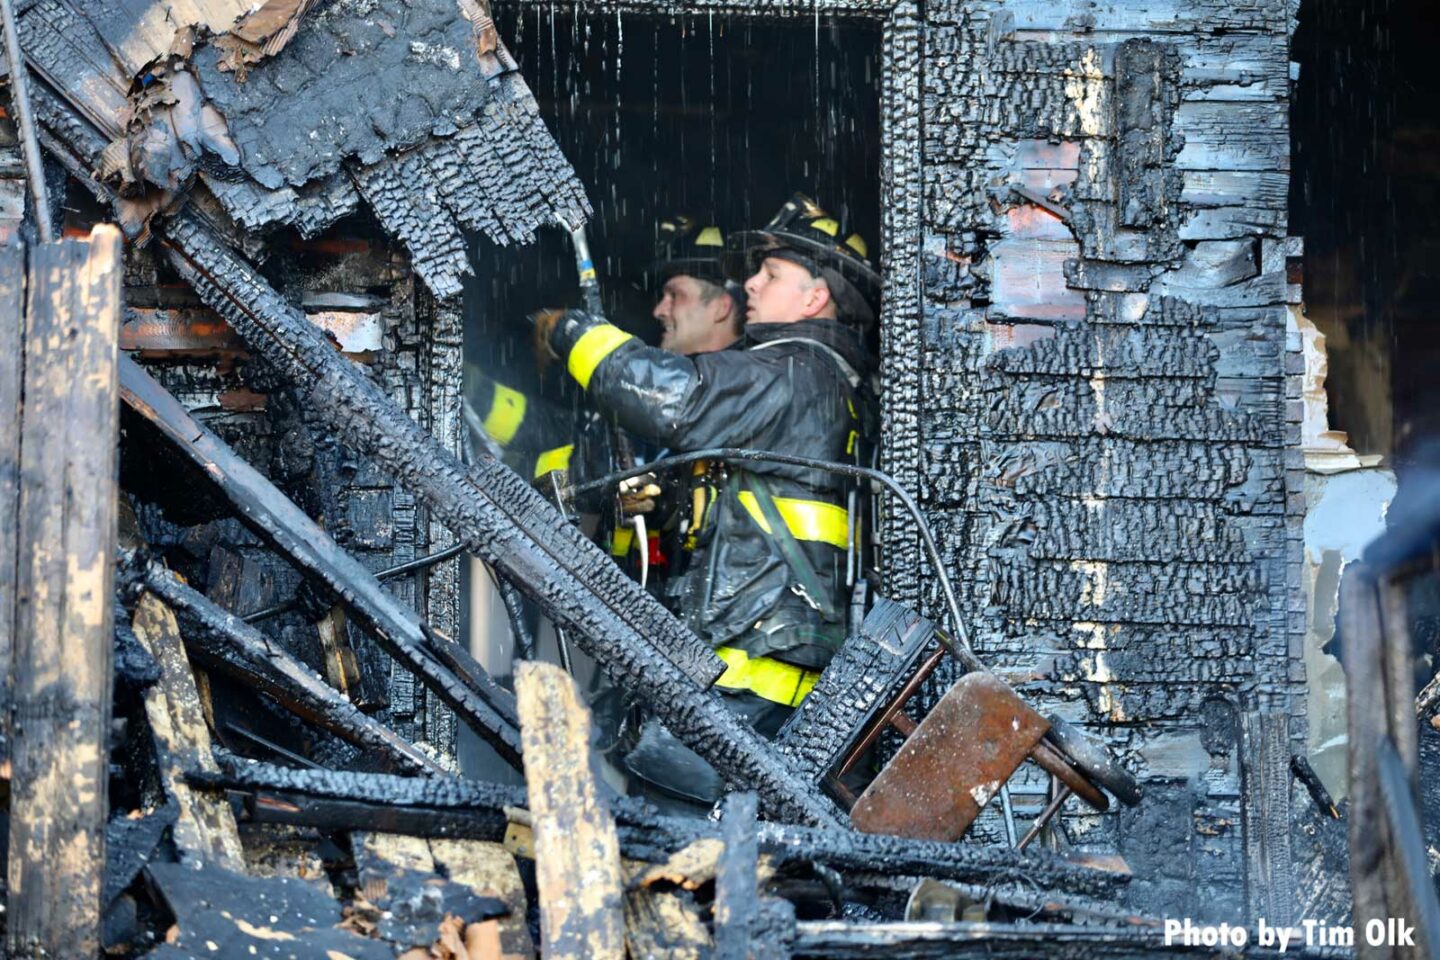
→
(744, 256, 833, 325)
(653, 275, 733, 355)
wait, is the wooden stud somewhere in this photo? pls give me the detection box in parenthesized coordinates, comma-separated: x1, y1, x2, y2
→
(514, 661, 624, 960)
(0, 240, 24, 773)
(6, 226, 123, 958)
(714, 792, 760, 960)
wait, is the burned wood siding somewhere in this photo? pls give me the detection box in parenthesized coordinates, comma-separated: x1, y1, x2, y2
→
(388, 283, 465, 750)
(899, 0, 1303, 919)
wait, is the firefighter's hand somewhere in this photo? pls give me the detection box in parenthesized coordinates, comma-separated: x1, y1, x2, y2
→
(530, 308, 564, 369)
(618, 472, 661, 516)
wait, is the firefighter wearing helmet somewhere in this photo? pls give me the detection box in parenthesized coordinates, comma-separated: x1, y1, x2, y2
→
(537, 193, 879, 810)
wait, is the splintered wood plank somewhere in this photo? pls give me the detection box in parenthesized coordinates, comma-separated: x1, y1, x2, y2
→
(130, 592, 245, 872)
(514, 661, 624, 960)
(84, 0, 254, 77)
(6, 226, 123, 959)
(1239, 711, 1294, 928)
(0, 242, 26, 771)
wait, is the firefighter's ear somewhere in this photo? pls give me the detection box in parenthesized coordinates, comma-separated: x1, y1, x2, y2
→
(708, 289, 737, 327)
(802, 277, 834, 318)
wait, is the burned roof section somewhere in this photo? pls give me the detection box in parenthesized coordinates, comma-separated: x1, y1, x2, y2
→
(13, 0, 590, 295)
(191, 0, 508, 190)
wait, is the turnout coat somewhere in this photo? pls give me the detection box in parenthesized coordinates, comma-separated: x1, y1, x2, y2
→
(548, 310, 868, 697)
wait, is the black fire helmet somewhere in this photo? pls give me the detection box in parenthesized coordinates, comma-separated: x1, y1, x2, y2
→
(729, 193, 881, 328)
(646, 215, 747, 313)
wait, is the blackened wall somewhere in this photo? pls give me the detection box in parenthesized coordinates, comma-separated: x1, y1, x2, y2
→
(121, 228, 465, 761)
(897, 0, 1306, 921)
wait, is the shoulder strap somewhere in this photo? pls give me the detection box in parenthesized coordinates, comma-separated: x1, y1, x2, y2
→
(740, 473, 844, 624)
(749, 337, 862, 390)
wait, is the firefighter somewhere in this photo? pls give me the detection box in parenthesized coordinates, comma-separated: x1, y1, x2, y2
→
(467, 215, 744, 492)
(649, 214, 746, 358)
(610, 215, 747, 564)
(536, 193, 879, 810)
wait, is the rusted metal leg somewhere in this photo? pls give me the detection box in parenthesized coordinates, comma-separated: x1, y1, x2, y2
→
(1017, 784, 1072, 851)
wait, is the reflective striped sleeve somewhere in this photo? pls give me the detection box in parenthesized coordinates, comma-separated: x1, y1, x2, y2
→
(549, 310, 635, 389)
(478, 380, 527, 447)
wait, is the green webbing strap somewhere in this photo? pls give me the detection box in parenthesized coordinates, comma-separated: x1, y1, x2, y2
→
(743, 473, 843, 624)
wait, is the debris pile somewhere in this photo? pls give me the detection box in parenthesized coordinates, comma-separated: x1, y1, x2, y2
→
(0, 219, 1205, 960)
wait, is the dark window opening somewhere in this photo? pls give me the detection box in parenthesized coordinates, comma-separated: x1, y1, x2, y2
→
(1292, 0, 1440, 463)
(463, 10, 882, 390)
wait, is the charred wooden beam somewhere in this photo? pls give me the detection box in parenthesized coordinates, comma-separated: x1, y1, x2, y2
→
(155, 210, 839, 828)
(6, 227, 122, 959)
(1238, 711, 1294, 927)
(515, 661, 626, 960)
(192, 760, 1126, 903)
(222, 783, 516, 843)
(1343, 564, 1440, 960)
(714, 792, 760, 960)
(0, 241, 21, 767)
(118, 354, 523, 769)
(134, 561, 446, 777)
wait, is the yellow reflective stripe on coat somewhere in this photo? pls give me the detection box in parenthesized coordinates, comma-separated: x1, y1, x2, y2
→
(713, 646, 821, 707)
(482, 383, 527, 446)
(567, 324, 634, 389)
(610, 525, 635, 557)
(736, 491, 849, 550)
(533, 444, 574, 479)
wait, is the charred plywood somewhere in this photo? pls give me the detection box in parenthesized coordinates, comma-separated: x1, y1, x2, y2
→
(899, 0, 1304, 921)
